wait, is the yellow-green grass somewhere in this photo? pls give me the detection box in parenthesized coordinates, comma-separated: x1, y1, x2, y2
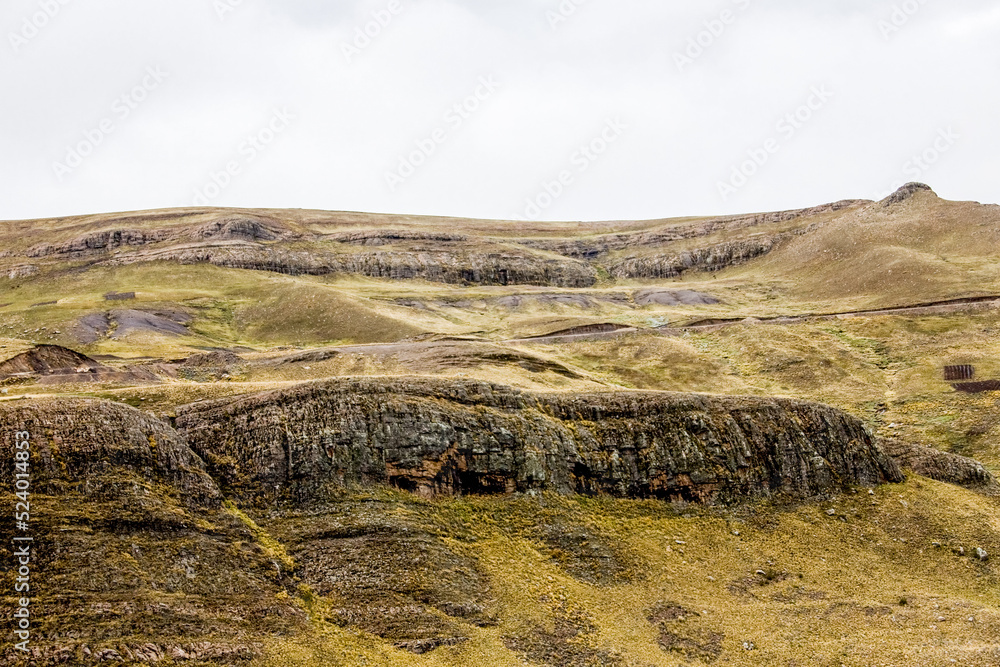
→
(723, 191, 1000, 308)
(250, 477, 1000, 666)
(6, 305, 998, 473)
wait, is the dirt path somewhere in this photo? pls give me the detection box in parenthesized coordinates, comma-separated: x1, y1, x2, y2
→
(505, 327, 638, 345)
(507, 295, 1000, 344)
(665, 295, 1000, 333)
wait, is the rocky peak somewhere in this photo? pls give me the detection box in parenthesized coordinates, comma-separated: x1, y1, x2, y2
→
(881, 182, 934, 207)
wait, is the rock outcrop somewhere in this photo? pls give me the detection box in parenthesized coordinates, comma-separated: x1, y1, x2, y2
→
(87, 241, 599, 287)
(883, 439, 999, 494)
(0, 345, 105, 377)
(0, 344, 161, 384)
(329, 251, 597, 287)
(608, 235, 783, 279)
(881, 182, 933, 207)
(3, 201, 873, 288)
(175, 378, 903, 506)
(519, 200, 867, 259)
(23, 215, 291, 259)
(0, 399, 221, 507)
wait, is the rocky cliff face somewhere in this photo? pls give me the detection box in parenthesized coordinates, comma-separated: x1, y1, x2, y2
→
(23, 215, 291, 259)
(518, 200, 867, 259)
(882, 439, 998, 494)
(2, 201, 871, 288)
(174, 379, 902, 506)
(0, 384, 901, 509)
(607, 235, 784, 279)
(0, 399, 220, 507)
(0, 399, 303, 665)
(25, 234, 599, 288)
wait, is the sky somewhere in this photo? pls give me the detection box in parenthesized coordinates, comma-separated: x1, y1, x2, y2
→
(1, 0, 997, 222)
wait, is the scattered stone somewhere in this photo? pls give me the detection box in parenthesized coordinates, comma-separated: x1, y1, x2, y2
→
(743, 641, 756, 650)
(975, 548, 989, 562)
(634, 288, 721, 307)
(825, 508, 837, 516)
(395, 637, 469, 654)
(180, 350, 243, 368)
(112, 309, 190, 339)
(8, 265, 39, 279)
(647, 602, 725, 662)
(73, 313, 112, 344)
(104, 291, 136, 301)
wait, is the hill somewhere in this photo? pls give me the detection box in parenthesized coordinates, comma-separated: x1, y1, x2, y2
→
(1, 184, 999, 666)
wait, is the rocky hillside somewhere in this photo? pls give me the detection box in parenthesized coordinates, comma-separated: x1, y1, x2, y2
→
(0, 382, 906, 665)
(176, 378, 902, 506)
(0, 198, 871, 289)
(0, 398, 220, 507)
(2, 387, 998, 667)
(2, 186, 1000, 666)
(1, 381, 901, 509)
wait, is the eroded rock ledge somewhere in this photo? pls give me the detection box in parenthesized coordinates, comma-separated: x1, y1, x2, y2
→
(0, 398, 221, 507)
(175, 379, 903, 506)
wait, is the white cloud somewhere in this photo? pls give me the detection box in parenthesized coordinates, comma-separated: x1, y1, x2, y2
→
(0, 0, 996, 221)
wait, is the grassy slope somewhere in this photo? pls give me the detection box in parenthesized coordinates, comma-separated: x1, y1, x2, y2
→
(8, 477, 994, 666)
(254, 479, 1000, 666)
(3, 193, 999, 469)
(726, 191, 1000, 308)
(2, 191, 1000, 665)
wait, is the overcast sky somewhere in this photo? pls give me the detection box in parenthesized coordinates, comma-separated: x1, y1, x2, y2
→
(1, 0, 997, 222)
